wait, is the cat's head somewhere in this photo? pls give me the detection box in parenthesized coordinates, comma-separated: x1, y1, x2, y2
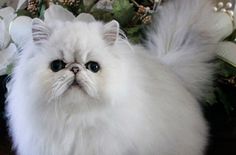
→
(18, 18, 132, 110)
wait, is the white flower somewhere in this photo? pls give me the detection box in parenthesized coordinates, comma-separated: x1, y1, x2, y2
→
(95, 0, 115, 10)
(44, 4, 95, 24)
(0, 7, 17, 75)
(0, 7, 16, 48)
(214, 12, 234, 41)
(217, 42, 236, 67)
(213, 2, 236, 41)
(213, 2, 236, 66)
(9, 4, 96, 49)
(9, 16, 33, 48)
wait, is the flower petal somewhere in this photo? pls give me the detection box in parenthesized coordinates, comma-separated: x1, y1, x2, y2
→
(0, 7, 17, 49)
(0, 7, 15, 18)
(44, 4, 75, 25)
(96, 0, 114, 10)
(3, 11, 17, 28)
(16, 0, 27, 10)
(0, 43, 17, 75)
(0, 19, 5, 49)
(217, 42, 236, 67)
(0, 19, 10, 49)
(75, 13, 96, 23)
(0, 7, 16, 35)
(214, 13, 234, 41)
(9, 16, 33, 48)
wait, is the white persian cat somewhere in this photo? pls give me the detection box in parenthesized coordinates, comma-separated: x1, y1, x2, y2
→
(6, 0, 219, 155)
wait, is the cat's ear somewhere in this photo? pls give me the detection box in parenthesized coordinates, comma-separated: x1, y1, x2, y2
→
(32, 18, 51, 45)
(103, 20, 119, 45)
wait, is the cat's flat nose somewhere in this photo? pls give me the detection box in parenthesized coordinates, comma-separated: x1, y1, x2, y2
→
(71, 66, 80, 74)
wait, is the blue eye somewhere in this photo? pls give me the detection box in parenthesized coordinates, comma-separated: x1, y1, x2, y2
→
(50, 60, 66, 72)
(85, 61, 100, 73)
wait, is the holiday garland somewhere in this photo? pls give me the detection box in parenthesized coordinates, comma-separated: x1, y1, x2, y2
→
(16, 0, 162, 44)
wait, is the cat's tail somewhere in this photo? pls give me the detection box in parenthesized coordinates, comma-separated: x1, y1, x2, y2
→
(145, 0, 219, 100)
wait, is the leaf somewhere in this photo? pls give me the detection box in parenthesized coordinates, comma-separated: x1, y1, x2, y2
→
(218, 60, 236, 77)
(205, 90, 216, 105)
(215, 87, 235, 115)
(91, 9, 113, 22)
(39, 3, 46, 19)
(125, 26, 140, 34)
(112, 0, 135, 26)
(6, 63, 14, 75)
(124, 25, 143, 44)
(16, 9, 32, 17)
(224, 29, 236, 41)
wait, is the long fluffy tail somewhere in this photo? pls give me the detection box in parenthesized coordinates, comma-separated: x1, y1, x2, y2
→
(146, 0, 219, 100)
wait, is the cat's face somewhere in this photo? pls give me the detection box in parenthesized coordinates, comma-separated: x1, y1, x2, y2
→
(19, 19, 130, 109)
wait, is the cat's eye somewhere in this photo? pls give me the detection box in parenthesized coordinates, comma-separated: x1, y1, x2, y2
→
(50, 60, 66, 72)
(85, 61, 100, 73)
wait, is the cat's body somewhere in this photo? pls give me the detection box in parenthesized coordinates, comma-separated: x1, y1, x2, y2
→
(6, 0, 218, 155)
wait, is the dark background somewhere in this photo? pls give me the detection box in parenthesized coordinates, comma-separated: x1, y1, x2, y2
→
(0, 75, 236, 155)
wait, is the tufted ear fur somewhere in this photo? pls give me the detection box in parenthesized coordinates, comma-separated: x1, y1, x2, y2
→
(103, 20, 120, 45)
(32, 18, 51, 45)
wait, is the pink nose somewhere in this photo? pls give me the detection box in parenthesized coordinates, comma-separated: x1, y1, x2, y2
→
(71, 66, 80, 74)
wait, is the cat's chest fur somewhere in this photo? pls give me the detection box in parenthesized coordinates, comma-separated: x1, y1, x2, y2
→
(29, 102, 147, 155)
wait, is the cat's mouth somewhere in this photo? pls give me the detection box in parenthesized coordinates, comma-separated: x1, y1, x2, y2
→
(67, 79, 89, 95)
(70, 79, 83, 88)
(63, 77, 95, 97)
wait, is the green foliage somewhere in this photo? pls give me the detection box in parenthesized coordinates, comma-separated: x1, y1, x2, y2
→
(20, 0, 151, 44)
(16, 9, 32, 17)
(225, 29, 236, 42)
(124, 25, 143, 43)
(39, 3, 46, 19)
(218, 60, 236, 76)
(91, 9, 114, 22)
(6, 63, 14, 75)
(207, 60, 236, 115)
(112, 0, 135, 27)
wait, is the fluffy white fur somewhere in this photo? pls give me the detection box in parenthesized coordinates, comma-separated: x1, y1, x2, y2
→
(6, 0, 218, 155)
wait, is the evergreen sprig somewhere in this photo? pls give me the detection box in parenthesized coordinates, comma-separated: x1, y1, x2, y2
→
(19, 0, 156, 43)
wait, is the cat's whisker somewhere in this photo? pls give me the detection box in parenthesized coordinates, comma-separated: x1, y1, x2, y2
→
(82, 81, 98, 97)
(54, 97, 63, 118)
(52, 76, 74, 98)
(116, 29, 134, 53)
(77, 74, 98, 97)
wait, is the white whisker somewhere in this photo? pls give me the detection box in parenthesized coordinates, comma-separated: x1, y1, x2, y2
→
(51, 75, 74, 98)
